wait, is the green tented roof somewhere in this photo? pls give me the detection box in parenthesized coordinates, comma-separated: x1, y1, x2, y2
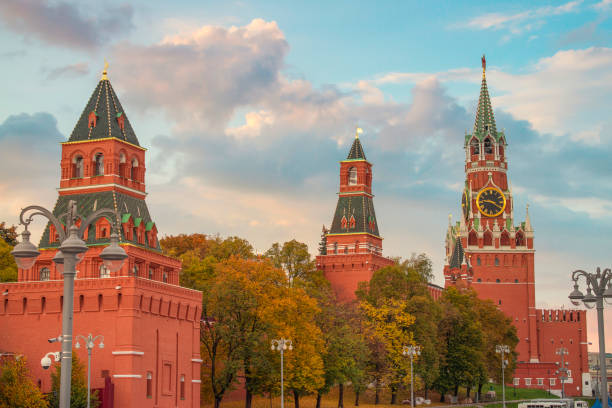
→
(121, 213, 131, 223)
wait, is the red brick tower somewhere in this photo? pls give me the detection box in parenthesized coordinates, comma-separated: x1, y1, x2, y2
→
(0, 66, 203, 407)
(316, 131, 393, 301)
(444, 57, 589, 396)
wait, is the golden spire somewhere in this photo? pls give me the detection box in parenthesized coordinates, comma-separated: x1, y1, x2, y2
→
(101, 59, 109, 81)
(355, 127, 363, 139)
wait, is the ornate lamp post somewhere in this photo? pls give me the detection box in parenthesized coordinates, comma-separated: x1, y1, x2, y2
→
(403, 345, 421, 408)
(75, 334, 104, 408)
(496, 344, 510, 408)
(554, 348, 569, 398)
(271, 338, 292, 408)
(568, 267, 612, 408)
(11, 200, 127, 408)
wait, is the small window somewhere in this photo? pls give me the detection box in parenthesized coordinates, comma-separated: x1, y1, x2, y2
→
(567, 370, 572, 378)
(348, 167, 357, 185)
(470, 138, 480, 155)
(40, 267, 50, 281)
(149, 268, 153, 279)
(495, 257, 499, 266)
(477, 278, 482, 282)
(515, 279, 519, 283)
(477, 257, 481, 266)
(513, 378, 520, 386)
(550, 378, 556, 386)
(94, 153, 104, 176)
(498, 299, 502, 305)
(525, 378, 532, 386)
(484, 138, 493, 154)
(163, 272, 168, 283)
(333, 242, 338, 254)
(146, 372, 153, 398)
(180, 375, 185, 400)
(99, 264, 110, 278)
(496, 279, 501, 283)
(131, 158, 139, 181)
(537, 378, 544, 386)
(73, 156, 84, 178)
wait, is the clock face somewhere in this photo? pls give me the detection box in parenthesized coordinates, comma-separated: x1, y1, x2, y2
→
(461, 190, 469, 220)
(476, 187, 506, 217)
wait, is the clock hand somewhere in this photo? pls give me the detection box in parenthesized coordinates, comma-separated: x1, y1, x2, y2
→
(483, 200, 501, 208)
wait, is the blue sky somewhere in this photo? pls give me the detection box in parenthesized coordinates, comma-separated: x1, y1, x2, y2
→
(1, 0, 612, 347)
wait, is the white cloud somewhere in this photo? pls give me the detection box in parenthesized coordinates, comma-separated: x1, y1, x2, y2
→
(225, 110, 275, 139)
(457, 1, 582, 36)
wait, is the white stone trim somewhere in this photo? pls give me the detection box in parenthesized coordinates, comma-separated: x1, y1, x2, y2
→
(113, 374, 142, 378)
(466, 248, 535, 253)
(191, 358, 203, 363)
(58, 183, 147, 197)
(112, 351, 144, 356)
(192, 379, 202, 383)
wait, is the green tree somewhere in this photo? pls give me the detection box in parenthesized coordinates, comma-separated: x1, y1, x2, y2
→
(0, 238, 18, 282)
(265, 240, 315, 285)
(48, 352, 99, 408)
(0, 356, 48, 408)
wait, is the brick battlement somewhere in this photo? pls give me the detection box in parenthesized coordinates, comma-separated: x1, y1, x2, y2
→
(0, 276, 201, 320)
(537, 308, 585, 324)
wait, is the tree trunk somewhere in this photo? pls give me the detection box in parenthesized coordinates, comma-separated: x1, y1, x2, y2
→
(375, 386, 380, 405)
(424, 386, 429, 400)
(293, 389, 300, 408)
(338, 383, 344, 408)
(245, 390, 253, 408)
(466, 386, 471, 398)
(316, 393, 322, 408)
(440, 393, 445, 403)
(390, 386, 397, 405)
(454, 384, 459, 397)
(477, 383, 484, 403)
(215, 396, 222, 408)
(355, 390, 360, 406)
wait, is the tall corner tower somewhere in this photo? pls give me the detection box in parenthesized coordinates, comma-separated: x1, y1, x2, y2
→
(316, 130, 393, 301)
(443, 56, 537, 363)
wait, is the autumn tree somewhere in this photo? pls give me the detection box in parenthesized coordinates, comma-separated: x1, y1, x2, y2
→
(0, 222, 17, 246)
(0, 356, 48, 408)
(48, 352, 99, 408)
(0, 237, 18, 282)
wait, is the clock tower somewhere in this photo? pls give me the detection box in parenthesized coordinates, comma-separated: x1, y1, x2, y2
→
(444, 56, 537, 362)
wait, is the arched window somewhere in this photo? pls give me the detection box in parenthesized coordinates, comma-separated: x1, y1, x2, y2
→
(94, 153, 104, 176)
(484, 138, 493, 154)
(72, 155, 83, 178)
(470, 138, 480, 156)
(516, 231, 525, 246)
(119, 152, 127, 178)
(146, 372, 153, 398)
(149, 268, 154, 280)
(99, 264, 110, 278)
(348, 167, 357, 185)
(496, 279, 501, 283)
(163, 272, 168, 283)
(468, 230, 478, 246)
(483, 231, 493, 246)
(495, 257, 499, 266)
(333, 242, 338, 254)
(131, 158, 139, 181)
(500, 230, 510, 246)
(180, 375, 185, 400)
(499, 144, 504, 158)
(40, 267, 50, 281)
(477, 257, 481, 266)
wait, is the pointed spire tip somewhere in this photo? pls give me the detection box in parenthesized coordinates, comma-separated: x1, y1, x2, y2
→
(101, 59, 109, 81)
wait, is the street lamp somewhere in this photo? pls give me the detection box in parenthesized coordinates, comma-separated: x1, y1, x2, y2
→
(11, 200, 126, 408)
(496, 344, 510, 408)
(403, 345, 421, 408)
(75, 334, 104, 408)
(271, 338, 292, 408)
(568, 267, 612, 408)
(555, 348, 569, 398)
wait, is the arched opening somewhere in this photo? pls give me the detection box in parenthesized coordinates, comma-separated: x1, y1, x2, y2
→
(163, 272, 168, 283)
(99, 264, 110, 278)
(468, 230, 478, 246)
(494, 257, 499, 266)
(131, 158, 139, 181)
(365, 168, 371, 185)
(98, 294, 103, 311)
(496, 279, 501, 283)
(94, 153, 104, 176)
(180, 375, 185, 400)
(499, 144, 504, 158)
(483, 231, 493, 246)
(41, 297, 46, 314)
(516, 231, 525, 246)
(72, 155, 84, 178)
(40, 267, 50, 281)
(484, 137, 493, 155)
(146, 372, 153, 398)
(333, 242, 338, 254)
(470, 138, 480, 156)
(477, 257, 481, 266)
(22, 297, 27, 313)
(348, 167, 357, 185)
(500, 230, 511, 246)
(119, 152, 127, 178)
(148, 268, 154, 279)
(79, 295, 84, 311)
